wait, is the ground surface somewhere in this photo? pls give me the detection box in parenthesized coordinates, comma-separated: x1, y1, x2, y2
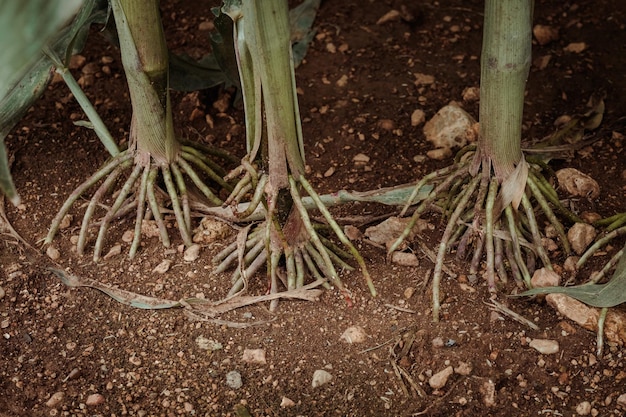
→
(2, 0, 626, 416)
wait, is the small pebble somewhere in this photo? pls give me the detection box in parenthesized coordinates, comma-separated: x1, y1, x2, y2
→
(312, 369, 333, 388)
(153, 259, 172, 274)
(432, 337, 445, 348)
(340, 326, 367, 344)
(280, 396, 296, 408)
(529, 338, 559, 355)
(46, 246, 60, 260)
(46, 391, 65, 408)
(184, 244, 201, 262)
(242, 349, 266, 365)
(530, 268, 560, 288)
(617, 393, 626, 407)
(226, 371, 243, 389)
(391, 251, 419, 267)
(429, 366, 453, 389)
(576, 401, 591, 415)
(86, 393, 105, 406)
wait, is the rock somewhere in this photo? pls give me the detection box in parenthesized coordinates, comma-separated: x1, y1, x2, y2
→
(564, 42, 587, 53)
(427, 147, 452, 160)
(429, 366, 453, 389)
(86, 393, 105, 406)
(364, 216, 428, 249)
(46, 391, 65, 408)
(556, 168, 600, 199)
(59, 214, 73, 229)
(340, 326, 367, 344)
(46, 246, 60, 261)
(567, 223, 597, 255)
(533, 24, 559, 45)
(530, 268, 560, 288)
(391, 251, 419, 267)
(312, 369, 333, 388)
(280, 396, 296, 408)
(480, 379, 497, 407)
(336, 74, 348, 87)
(576, 401, 592, 415)
(546, 294, 626, 345)
(343, 225, 361, 241)
(432, 337, 444, 348)
(103, 244, 121, 260)
(226, 371, 243, 389)
(195, 336, 222, 351)
(462, 86, 480, 102)
(404, 287, 415, 299)
(184, 244, 201, 261)
(617, 393, 626, 408)
(377, 119, 395, 131)
(353, 153, 370, 164)
(563, 256, 579, 272)
(0, 285, 4, 299)
(423, 103, 477, 153)
(413, 73, 435, 86)
(242, 349, 266, 365)
(411, 109, 426, 126)
(193, 218, 230, 244)
(376, 9, 401, 25)
(454, 361, 473, 376)
(529, 338, 559, 355)
(153, 259, 172, 274)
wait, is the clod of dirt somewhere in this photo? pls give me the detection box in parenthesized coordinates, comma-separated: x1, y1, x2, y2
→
(462, 86, 480, 102)
(429, 366, 453, 389)
(529, 338, 560, 355)
(480, 379, 497, 407)
(242, 349, 267, 365)
(530, 268, 560, 288)
(423, 102, 477, 153)
(364, 216, 428, 250)
(556, 168, 600, 199)
(340, 325, 367, 344)
(343, 225, 361, 241)
(312, 369, 333, 388)
(567, 223, 597, 255)
(564, 42, 587, 53)
(533, 24, 559, 45)
(454, 361, 473, 376)
(103, 244, 121, 260)
(576, 401, 592, 416)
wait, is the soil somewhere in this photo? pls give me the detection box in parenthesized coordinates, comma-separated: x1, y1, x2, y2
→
(2, 1, 626, 416)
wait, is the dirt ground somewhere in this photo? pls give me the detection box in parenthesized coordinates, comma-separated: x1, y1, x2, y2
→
(2, 0, 626, 416)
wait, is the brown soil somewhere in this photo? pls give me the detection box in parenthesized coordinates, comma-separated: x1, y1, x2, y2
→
(2, 1, 626, 416)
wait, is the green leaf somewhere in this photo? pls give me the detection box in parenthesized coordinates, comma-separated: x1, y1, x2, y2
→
(513, 246, 626, 308)
(0, 0, 108, 204)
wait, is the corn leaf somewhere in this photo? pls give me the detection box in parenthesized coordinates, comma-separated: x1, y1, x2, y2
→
(513, 245, 626, 308)
(0, 0, 108, 204)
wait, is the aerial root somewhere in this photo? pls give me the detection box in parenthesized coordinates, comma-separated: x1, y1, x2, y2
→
(388, 148, 575, 321)
(213, 172, 375, 306)
(46, 146, 233, 261)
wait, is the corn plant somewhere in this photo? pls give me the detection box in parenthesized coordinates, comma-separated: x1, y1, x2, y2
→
(211, 0, 375, 304)
(389, 0, 582, 321)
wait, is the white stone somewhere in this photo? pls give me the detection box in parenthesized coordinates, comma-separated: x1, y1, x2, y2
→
(226, 371, 242, 389)
(311, 369, 333, 388)
(429, 366, 454, 389)
(576, 401, 592, 415)
(340, 326, 367, 344)
(195, 336, 222, 351)
(280, 396, 296, 408)
(529, 338, 559, 355)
